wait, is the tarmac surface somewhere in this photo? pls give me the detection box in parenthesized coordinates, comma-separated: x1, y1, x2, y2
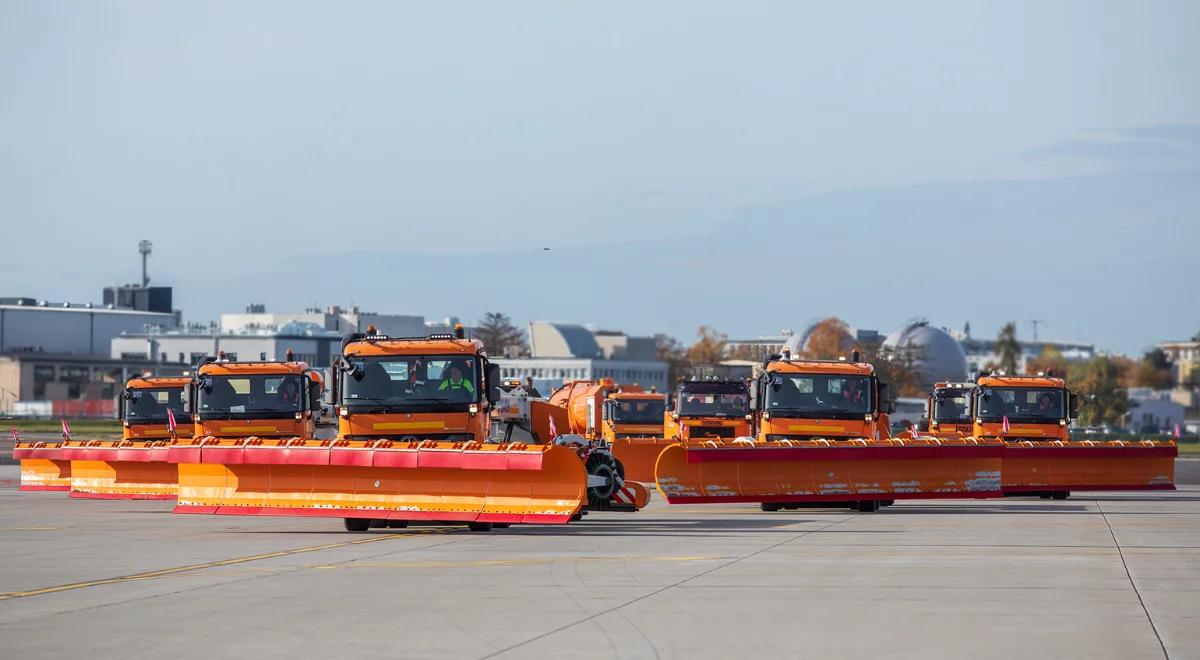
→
(2, 463, 1199, 659)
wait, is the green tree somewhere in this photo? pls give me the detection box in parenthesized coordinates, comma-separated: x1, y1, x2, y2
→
(1068, 356, 1130, 426)
(1025, 346, 1068, 377)
(687, 326, 728, 366)
(475, 312, 528, 358)
(995, 322, 1021, 375)
(857, 339, 925, 398)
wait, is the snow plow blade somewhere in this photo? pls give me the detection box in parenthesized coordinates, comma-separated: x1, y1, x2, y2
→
(1002, 440, 1176, 494)
(655, 438, 1004, 504)
(611, 437, 674, 483)
(13, 441, 72, 491)
(172, 439, 587, 524)
(62, 440, 178, 500)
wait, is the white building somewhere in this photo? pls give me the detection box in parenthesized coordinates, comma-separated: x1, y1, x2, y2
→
(958, 337, 1095, 376)
(220, 304, 459, 337)
(495, 322, 668, 392)
(112, 322, 343, 368)
(0, 300, 179, 355)
(1127, 388, 1186, 433)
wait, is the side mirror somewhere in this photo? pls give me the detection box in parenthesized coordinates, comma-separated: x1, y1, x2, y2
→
(1068, 392, 1079, 420)
(877, 382, 889, 409)
(309, 382, 322, 413)
(486, 363, 502, 405)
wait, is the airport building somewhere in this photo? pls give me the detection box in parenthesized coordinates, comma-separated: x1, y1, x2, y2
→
(492, 322, 668, 393)
(111, 322, 344, 369)
(219, 304, 461, 337)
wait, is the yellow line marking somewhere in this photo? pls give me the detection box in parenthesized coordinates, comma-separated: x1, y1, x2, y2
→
(1, 527, 63, 532)
(0, 530, 447, 602)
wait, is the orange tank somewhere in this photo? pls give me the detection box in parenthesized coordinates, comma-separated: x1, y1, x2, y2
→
(63, 376, 193, 500)
(655, 355, 1003, 511)
(172, 331, 586, 531)
(548, 379, 667, 484)
(972, 374, 1175, 497)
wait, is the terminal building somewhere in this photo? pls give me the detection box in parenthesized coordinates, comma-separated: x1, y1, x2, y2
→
(492, 322, 668, 393)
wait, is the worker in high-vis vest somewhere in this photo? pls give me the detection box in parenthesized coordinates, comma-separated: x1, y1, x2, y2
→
(438, 362, 475, 394)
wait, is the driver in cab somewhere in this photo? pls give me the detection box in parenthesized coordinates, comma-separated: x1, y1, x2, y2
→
(438, 362, 475, 396)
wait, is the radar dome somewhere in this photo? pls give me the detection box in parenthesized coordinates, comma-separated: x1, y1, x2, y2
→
(883, 321, 968, 389)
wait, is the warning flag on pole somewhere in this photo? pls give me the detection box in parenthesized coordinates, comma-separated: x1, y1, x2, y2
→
(167, 408, 178, 439)
(1001, 415, 1011, 435)
(61, 418, 72, 441)
(548, 414, 558, 439)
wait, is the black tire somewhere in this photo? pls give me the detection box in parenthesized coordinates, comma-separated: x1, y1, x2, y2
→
(468, 522, 493, 532)
(880, 499, 895, 507)
(1052, 491, 1070, 500)
(344, 517, 370, 532)
(369, 519, 387, 528)
(855, 500, 879, 513)
(585, 451, 620, 507)
(761, 502, 782, 512)
(570, 511, 584, 522)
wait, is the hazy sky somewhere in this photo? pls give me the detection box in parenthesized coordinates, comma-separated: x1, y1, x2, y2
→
(2, 2, 1197, 354)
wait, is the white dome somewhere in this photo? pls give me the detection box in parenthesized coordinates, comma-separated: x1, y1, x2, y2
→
(883, 321, 968, 388)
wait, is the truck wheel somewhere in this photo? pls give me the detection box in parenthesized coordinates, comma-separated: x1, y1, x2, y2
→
(468, 522, 493, 532)
(343, 518, 370, 532)
(761, 502, 781, 512)
(1052, 491, 1070, 500)
(855, 500, 879, 513)
(585, 452, 620, 507)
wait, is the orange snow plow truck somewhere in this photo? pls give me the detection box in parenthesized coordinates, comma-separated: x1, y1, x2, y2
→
(549, 379, 668, 484)
(172, 330, 587, 531)
(63, 376, 193, 499)
(971, 374, 1176, 497)
(655, 353, 1004, 511)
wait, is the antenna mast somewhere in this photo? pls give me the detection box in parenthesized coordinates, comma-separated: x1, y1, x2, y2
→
(138, 240, 152, 287)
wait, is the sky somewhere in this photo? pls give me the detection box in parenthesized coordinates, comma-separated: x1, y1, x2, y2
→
(1, 2, 1197, 355)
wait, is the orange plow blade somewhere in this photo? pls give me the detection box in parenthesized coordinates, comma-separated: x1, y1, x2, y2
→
(1002, 440, 1176, 494)
(611, 437, 674, 483)
(13, 441, 72, 491)
(655, 438, 1004, 504)
(172, 439, 587, 524)
(62, 441, 177, 500)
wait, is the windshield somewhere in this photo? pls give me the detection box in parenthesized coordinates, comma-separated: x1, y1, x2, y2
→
(977, 387, 1065, 422)
(764, 374, 872, 417)
(125, 387, 187, 424)
(197, 374, 304, 418)
(676, 382, 749, 417)
(611, 399, 665, 424)
(932, 388, 972, 423)
(342, 355, 479, 410)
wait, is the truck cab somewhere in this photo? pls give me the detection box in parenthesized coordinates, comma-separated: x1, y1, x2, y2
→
(754, 354, 893, 442)
(666, 379, 752, 441)
(120, 376, 194, 440)
(335, 331, 502, 442)
(971, 374, 1078, 441)
(602, 390, 666, 442)
(192, 358, 324, 439)
(926, 382, 976, 439)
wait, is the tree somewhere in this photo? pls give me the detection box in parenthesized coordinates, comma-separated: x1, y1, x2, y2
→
(654, 333, 692, 385)
(687, 326, 728, 365)
(1025, 346, 1068, 378)
(802, 318, 854, 359)
(475, 312, 528, 358)
(1131, 348, 1173, 389)
(1068, 356, 1129, 427)
(994, 322, 1021, 375)
(728, 343, 775, 363)
(857, 339, 925, 398)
